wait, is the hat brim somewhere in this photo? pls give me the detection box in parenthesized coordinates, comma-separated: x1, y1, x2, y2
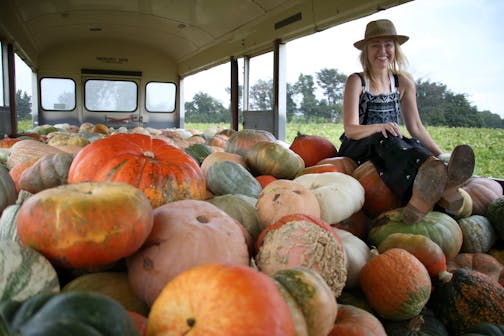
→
(353, 35, 409, 50)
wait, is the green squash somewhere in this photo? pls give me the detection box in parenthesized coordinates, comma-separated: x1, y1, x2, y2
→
(245, 141, 304, 179)
(0, 240, 60, 302)
(0, 291, 139, 336)
(429, 269, 504, 336)
(207, 194, 261, 241)
(0, 190, 31, 241)
(457, 215, 496, 253)
(184, 143, 214, 165)
(0, 165, 17, 215)
(462, 322, 504, 336)
(206, 160, 262, 198)
(487, 196, 504, 241)
(368, 208, 463, 260)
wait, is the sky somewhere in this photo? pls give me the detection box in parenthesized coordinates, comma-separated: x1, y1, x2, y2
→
(12, 0, 504, 118)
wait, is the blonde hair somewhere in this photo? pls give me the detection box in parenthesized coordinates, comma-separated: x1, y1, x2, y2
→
(359, 39, 408, 87)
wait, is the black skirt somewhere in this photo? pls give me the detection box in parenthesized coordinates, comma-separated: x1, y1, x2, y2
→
(338, 133, 433, 202)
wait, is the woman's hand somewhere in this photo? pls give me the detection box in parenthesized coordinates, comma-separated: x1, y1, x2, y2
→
(378, 122, 403, 138)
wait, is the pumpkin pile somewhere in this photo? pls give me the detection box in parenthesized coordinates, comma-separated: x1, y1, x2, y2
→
(0, 123, 504, 336)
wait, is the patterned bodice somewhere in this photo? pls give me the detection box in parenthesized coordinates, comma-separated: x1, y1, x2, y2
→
(357, 72, 401, 125)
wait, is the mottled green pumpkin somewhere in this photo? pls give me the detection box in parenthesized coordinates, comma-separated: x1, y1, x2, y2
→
(457, 215, 496, 253)
(246, 141, 305, 179)
(206, 160, 262, 198)
(0, 165, 17, 215)
(487, 196, 504, 240)
(225, 129, 276, 159)
(368, 208, 463, 260)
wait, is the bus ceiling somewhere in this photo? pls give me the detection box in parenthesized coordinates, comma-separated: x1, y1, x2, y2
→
(0, 0, 412, 77)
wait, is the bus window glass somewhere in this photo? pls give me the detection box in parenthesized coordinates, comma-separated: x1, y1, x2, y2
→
(40, 78, 76, 110)
(85, 79, 137, 112)
(146, 82, 176, 112)
(0, 42, 3, 106)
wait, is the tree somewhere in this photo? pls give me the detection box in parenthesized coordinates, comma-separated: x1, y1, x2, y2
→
(316, 68, 347, 105)
(15, 90, 31, 120)
(249, 79, 273, 111)
(185, 92, 229, 123)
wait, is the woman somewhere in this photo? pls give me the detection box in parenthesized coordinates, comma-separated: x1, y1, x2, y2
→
(339, 19, 474, 224)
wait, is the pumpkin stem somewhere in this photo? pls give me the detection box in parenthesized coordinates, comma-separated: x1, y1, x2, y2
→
(438, 270, 453, 283)
(407, 315, 424, 332)
(296, 131, 305, 138)
(143, 151, 155, 159)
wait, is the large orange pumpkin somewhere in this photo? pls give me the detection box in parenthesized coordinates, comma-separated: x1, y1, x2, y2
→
(289, 132, 338, 167)
(16, 181, 154, 269)
(148, 263, 296, 336)
(68, 133, 206, 208)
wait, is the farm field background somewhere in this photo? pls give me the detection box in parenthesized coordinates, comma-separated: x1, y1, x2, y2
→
(186, 122, 504, 179)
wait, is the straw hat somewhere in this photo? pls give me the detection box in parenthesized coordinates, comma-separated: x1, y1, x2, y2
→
(354, 19, 409, 50)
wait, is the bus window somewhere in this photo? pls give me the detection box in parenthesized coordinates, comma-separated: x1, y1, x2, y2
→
(41, 78, 76, 111)
(85, 79, 137, 112)
(146, 82, 176, 113)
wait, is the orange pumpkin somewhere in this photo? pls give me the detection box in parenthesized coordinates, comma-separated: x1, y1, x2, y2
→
(255, 175, 277, 188)
(331, 210, 371, 240)
(328, 304, 387, 336)
(360, 248, 432, 321)
(316, 156, 358, 175)
(296, 163, 346, 177)
(16, 181, 154, 269)
(289, 132, 338, 167)
(352, 160, 402, 218)
(461, 177, 503, 215)
(148, 263, 296, 336)
(0, 137, 21, 148)
(68, 133, 206, 208)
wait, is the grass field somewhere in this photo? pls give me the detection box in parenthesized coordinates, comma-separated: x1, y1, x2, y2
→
(16, 120, 504, 178)
(185, 122, 504, 179)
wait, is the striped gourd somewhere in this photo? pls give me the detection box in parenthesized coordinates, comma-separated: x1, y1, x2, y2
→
(0, 190, 32, 241)
(0, 164, 17, 214)
(0, 240, 60, 302)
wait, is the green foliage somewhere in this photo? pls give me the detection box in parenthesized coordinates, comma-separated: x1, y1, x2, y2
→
(15, 90, 31, 120)
(186, 122, 504, 179)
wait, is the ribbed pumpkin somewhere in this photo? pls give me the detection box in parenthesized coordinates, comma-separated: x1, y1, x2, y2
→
(256, 179, 320, 229)
(446, 253, 504, 287)
(360, 248, 432, 321)
(328, 304, 387, 336)
(200, 151, 247, 175)
(461, 177, 503, 216)
(6, 139, 65, 169)
(126, 200, 250, 306)
(352, 160, 402, 218)
(273, 266, 337, 336)
(377, 232, 447, 278)
(225, 129, 276, 159)
(206, 160, 262, 198)
(68, 133, 207, 208)
(0, 165, 17, 215)
(16, 181, 154, 269)
(18, 152, 74, 194)
(0, 240, 60, 302)
(487, 196, 504, 240)
(458, 215, 497, 253)
(288, 132, 338, 167)
(246, 141, 305, 179)
(316, 156, 358, 175)
(368, 208, 463, 261)
(430, 269, 504, 335)
(296, 163, 346, 177)
(255, 213, 347, 296)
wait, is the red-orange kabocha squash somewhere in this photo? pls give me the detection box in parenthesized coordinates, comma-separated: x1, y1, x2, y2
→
(289, 132, 338, 167)
(68, 133, 206, 208)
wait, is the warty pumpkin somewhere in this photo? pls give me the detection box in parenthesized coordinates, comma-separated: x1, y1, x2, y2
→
(360, 248, 432, 321)
(68, 133, 207, 208)
(487, 196, 504, 240)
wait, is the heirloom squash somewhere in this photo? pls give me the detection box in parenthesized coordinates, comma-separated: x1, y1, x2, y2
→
(246, 141, 305, 179)
(461, 177, 503, 216)
(368, 208, 463, 260)
(206, 160, 262, 198)
(200, 151, 247, 175)
(68, 133, 207, 208)
(0, 165, 17, 215)
(430, 268, 504, 335)
(487, 196, 504, 240)
(0, 240, 60, 302)
(458, 215, 496, 253)
(16, 181, 154, 269)
(446, 253, 504, 286)
(225, 129, 276, 159)
(6, 139, 65, 169)
(328, 304, 387, 336)
(316, 156, 358, 175)
(360, 248, 432, 321)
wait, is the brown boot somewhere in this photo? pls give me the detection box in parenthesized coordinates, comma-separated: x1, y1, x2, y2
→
(403, 157, 448, 224)
(438, 144, 475, 212)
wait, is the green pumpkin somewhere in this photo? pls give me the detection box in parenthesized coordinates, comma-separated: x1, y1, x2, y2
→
(225, 129, 276, 159)
(0, 291, 139, 336)
(458, 215, 496, 253)
(184, 143, 214, 165)
(368, 208, 463, 260)
(0, 240, 60, 302)
(0, 190, 31, 241)
(207, 194, 261, 241)
(0, 165, 17, 215)
(246, 141, 305, 179)
(462, 322, 504, 336)
(384, 308, 449, 336)
(487, 196, 504, 241)
(206, 160, 262, 198)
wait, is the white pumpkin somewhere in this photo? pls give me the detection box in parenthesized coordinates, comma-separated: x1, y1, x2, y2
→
(332, 227, 371, 288)
(293, 172, 364, 224)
